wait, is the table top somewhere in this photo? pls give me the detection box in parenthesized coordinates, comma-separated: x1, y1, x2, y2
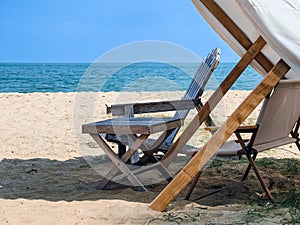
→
(82, 117, 183, 134)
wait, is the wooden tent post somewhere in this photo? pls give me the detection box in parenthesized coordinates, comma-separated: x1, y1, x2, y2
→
(150, 59, 290, 211)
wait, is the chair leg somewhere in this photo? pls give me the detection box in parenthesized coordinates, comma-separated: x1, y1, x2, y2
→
(245, 151, 274, 202)
(91, 134, 148, 191)
(242, 151, 257, 181)
(156, 163, 173, 183)
(234, 133, 273, 201)
(118, 143, 126, 158)
(291, 117, 300, 151)
(185, 171, 202, 200)
(296, 142, 300, 152)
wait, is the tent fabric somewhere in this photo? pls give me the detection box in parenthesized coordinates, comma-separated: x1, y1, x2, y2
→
(217, 79, 300, 157)
(254, 79, 300, 145)
(237, 0, 300, 78)
(192, 0, 300, 79)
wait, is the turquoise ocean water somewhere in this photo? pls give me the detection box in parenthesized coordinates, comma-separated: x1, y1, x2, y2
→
(0, 62, 262, 93)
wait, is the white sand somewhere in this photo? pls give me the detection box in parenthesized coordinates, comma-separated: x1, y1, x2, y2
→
(0, 91, 298, 224)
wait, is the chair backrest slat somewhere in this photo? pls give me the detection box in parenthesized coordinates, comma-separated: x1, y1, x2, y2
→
(165, 48, 221, 144)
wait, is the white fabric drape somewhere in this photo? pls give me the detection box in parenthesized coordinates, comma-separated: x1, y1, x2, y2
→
(237, 0, 300, 78)
(192, 0, 300, 78)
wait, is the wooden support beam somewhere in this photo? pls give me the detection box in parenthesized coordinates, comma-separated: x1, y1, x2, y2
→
(160, 36, 266, 167)
(149, 59, 290, 211)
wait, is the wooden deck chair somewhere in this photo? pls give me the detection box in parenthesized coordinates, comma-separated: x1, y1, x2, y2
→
(105, 48, 220, 164)
(185, 79, 300, 200)
(82, 48, 220, 191)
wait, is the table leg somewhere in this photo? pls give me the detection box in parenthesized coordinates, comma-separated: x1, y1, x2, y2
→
(90, 134, 149, 191)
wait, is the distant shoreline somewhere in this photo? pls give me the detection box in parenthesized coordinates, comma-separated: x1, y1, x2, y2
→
(0, 62, 262, 93)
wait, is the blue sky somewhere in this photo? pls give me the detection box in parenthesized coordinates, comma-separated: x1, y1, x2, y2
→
(0, 0, 239, 63)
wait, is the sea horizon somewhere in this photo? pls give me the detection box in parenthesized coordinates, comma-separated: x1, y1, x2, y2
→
(0, 62, 262, 93)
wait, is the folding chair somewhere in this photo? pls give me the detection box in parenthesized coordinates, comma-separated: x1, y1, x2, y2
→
(82, 48, 220, 191)
(185, 79, 300, 201)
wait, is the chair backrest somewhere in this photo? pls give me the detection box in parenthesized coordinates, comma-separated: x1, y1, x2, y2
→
(253, 79, 300, 147)
(164, 48, 221, 143)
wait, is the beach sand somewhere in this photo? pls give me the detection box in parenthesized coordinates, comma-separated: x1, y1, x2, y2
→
(0, 91, 299, 224)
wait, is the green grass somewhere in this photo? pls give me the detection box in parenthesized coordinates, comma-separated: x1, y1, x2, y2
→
(244, 158, 300, 224)
(147, 211, 200, 224)
(282, 158, 299, 175)
(245, 190, 300, 224)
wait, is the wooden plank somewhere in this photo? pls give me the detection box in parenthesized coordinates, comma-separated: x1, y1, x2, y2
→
(150, 59, 290, 211)
(106, 99, 201, 116)
(82, 118, 183, 134)
(160, 36, 266, 167)
(193, 0, 274, 73)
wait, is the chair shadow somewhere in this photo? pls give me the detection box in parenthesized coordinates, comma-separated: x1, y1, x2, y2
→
(187, 157, 300, 206)
(1, 156, 298, 206)
(0, 156, 166, 203)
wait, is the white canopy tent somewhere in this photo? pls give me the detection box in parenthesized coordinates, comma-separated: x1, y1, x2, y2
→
(193, 0, 300, 79)
(150, 0, 300, 211)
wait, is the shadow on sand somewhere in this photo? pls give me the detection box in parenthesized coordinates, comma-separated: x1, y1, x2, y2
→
(0, 156, 299, 207)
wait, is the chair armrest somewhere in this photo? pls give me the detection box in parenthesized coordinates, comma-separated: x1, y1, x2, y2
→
(235, 125, 258, 133)
(205, 125, 258, 133)
(106, 98, 201, 116)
